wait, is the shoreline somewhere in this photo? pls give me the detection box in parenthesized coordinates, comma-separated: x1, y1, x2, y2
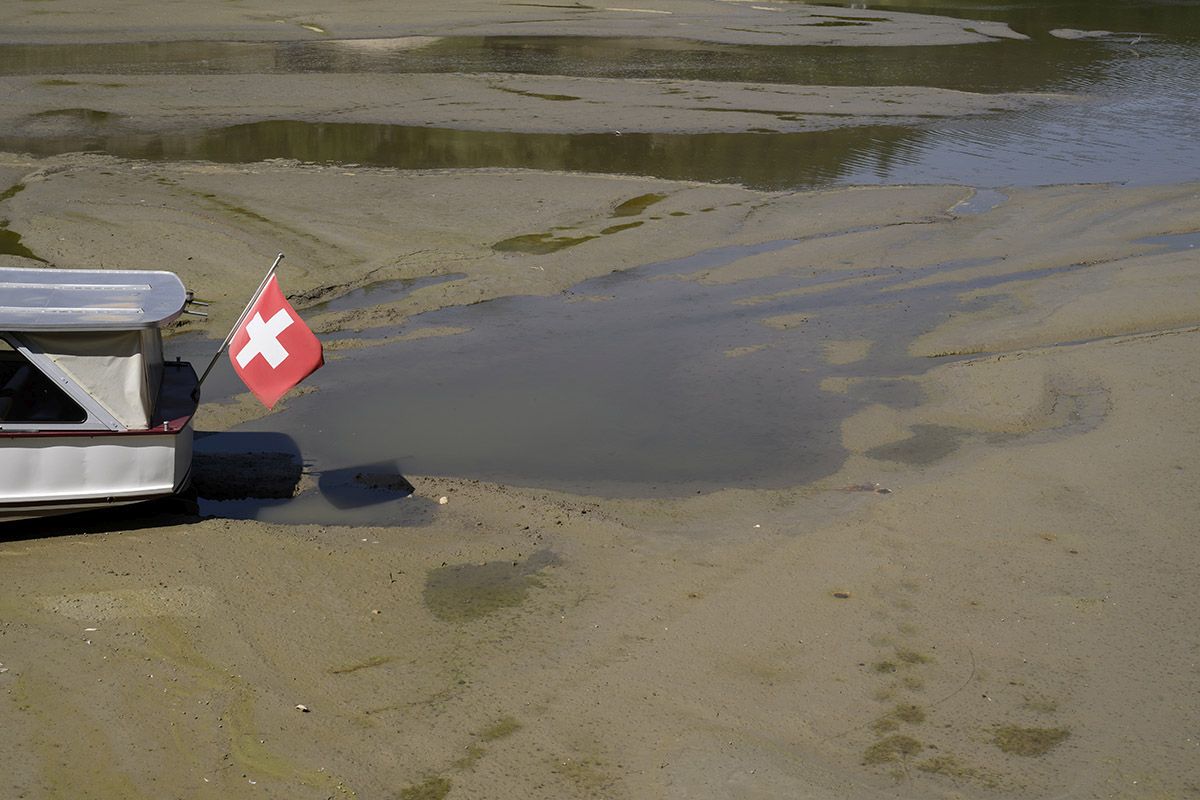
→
(1, 1, 1025, 47)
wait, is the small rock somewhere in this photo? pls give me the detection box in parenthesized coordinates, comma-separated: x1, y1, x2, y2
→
(296, 704, 310, 712)
(438, 496, 449, 505)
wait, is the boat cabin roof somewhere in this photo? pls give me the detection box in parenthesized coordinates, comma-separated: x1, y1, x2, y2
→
(0, 267, 188, 331)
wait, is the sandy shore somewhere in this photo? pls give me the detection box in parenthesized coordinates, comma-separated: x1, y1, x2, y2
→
(3, 2, 1200, 799)
(2, 0, 1024, 46)
(1, 73, 1067, 137)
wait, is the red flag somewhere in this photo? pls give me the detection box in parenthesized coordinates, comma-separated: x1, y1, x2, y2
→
(228, 275, 323, 408)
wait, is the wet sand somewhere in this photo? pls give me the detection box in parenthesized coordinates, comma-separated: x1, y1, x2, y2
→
(3, 2, 1200, 799)
(3, 0, 1024, 46)
(0, 72, 1066, 136)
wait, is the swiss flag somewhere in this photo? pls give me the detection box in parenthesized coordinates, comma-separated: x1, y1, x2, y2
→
(228, 275, 323, 408)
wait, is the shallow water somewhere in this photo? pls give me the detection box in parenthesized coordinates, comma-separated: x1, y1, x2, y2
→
(3, 6, 1200, 189)
(0, 36, 1095, 92)
(219, 236, 1088, 508)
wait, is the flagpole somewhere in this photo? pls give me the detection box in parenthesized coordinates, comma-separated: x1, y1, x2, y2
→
(196, 253, 284, 390)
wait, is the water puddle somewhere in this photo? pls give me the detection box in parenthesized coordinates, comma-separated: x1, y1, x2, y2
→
(865, 424, 968, 465)
(0, 182, 44, 263)
(224, 237, 1088, 501)
(1137, 231, 1200, 253)
(949, 188, 1008, 216)
(424, 550, 560, 622)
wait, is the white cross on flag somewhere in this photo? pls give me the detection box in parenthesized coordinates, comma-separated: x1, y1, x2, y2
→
(228, 275, 323, 408)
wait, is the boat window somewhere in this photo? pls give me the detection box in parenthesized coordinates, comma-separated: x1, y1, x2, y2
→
(0, 345, 87, 423)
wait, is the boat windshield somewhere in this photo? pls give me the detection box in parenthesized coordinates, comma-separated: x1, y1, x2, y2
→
(0, 340, 86, 423)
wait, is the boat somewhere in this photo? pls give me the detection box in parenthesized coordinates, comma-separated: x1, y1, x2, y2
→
(0, 266, 199, 521)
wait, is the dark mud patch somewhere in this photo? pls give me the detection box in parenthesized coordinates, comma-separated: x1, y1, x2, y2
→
(479, 716, 522, 741)
(866, 424, 967, 465)
(492, 231, 598, 254)
(863, 734, 924, 765)
(398, 776, 452, 800)
(612, 193, 667, 217)
(600, 221, 643, 235)
(328, 655, 394, 675)
(494, 85, 580, 102)
(0, 183, 45, 263)
(424, 549, 560, 622)
(353, 472, 415, 494)
(0, 228, 43, 262)
(993, 725, 1070, 757)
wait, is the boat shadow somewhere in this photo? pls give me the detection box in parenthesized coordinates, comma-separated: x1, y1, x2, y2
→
(194, 432, 437, 527)
(0, 433, 437, 539)
(0, 493, 204, 542)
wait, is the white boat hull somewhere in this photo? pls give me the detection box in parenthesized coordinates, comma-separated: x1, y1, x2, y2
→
(0, 422, 193, 521)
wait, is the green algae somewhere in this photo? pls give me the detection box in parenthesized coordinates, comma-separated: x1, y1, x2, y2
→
(0, 184, 44, 262)
(993, 725, 1070, 757)
(600, 221, 644, 235)
(452, 744, 486, 770)
(329, 655, 394, 675)
(871, 703, 926, 733)
(30, 107, 119, 124)
(37, 79, 127, 88)
(423, 550, 560, 621)
(494, 86, 580, 102)
(917, 754, 998, 786)
(399, 776, 451, 800)
(612, 193, 666, 217)
(0, 183, 25, 203)
(479, 716, 522, 741)
(492, 232, 597, 254)
(863, 735, 923, 765)
(895, 647, 932, 665)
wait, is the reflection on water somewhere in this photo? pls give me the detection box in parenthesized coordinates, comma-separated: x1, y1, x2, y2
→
(807, 0, 1200, 40)
(0, 121, 924, 191)
(2, 29, 1198, 188)
(0, 36, 1104, 93)
(839, 40, 1200, 187)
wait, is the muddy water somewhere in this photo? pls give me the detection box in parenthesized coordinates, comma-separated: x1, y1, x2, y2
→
(223, 227, 1072, 513)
